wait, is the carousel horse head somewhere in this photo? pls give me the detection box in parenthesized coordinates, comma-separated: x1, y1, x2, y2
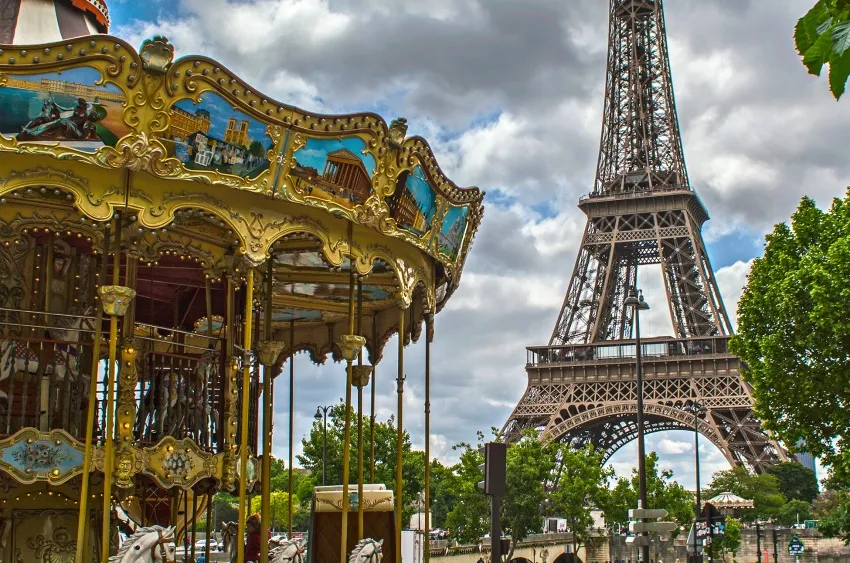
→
(221, 521, 239, 559)
(109, 526, 176, 563)
(349, 538, 383, 563)
(270, 538, 307, 563)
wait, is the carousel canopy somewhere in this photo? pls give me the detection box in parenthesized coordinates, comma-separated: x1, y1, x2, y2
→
(0, 0, 108, 45)
(706, 492, 754, 509)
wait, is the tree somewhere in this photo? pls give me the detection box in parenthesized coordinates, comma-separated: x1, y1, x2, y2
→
(297, 402, 426, 524)
(731, 194, 850, 483)
(768, 462, 819, 503)
(713, 516, 742, 563)
(249, 140, 266, 158)
(704, 467, 786, 521)
(550, 444, 612, 557)
(794, 1, 850, 99)
(818, 495, 850, 542)
(443, 439, 489, 545)
(250, 491, 291, 530)
(430, 460, 458, 530)
(502, 433, 557, 560)
(601, 452, 694, 535)
(777, 500, 814, 526)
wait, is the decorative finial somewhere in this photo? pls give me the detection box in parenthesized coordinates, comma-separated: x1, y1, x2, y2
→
(389, 117, 408, 148)
(140, 35, 175, 75)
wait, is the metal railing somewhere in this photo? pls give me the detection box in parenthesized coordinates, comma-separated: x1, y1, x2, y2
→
(527, 336, 732, 367)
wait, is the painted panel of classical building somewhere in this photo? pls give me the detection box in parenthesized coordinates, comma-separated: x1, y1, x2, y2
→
(389, 165, 438, 237)
(0, 67, 129, 151)
(439, 205, 469, 260)
(160, 92, 273, 179)
(291, 137, 376, 207)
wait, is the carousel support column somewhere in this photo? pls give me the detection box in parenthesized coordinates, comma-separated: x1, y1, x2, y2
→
(75, 224, 111, 563)
(258, 258, 282, 563)
(396, 306, 406, 563)
(338, 225, 364, 563)
(356, 279, 365, 539)
(370, 314, 377, 484)
(40, 238, 54, 431)
(222, 271, 240, 492)
(288, 318, 294, 539)
(101, 215, 135, 563)
(424, 311, 434, 563)
(237, 269, 255, 563)
(117, 251, 139, 449)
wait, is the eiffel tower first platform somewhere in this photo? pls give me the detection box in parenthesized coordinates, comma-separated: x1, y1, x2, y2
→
(501, 0, 787, 473)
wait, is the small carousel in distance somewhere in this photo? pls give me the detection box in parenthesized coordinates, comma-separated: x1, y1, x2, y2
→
(0, 2, 484, 563)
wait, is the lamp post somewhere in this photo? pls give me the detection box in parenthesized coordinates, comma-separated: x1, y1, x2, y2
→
(624, 287, 650, 563)
(314, 405, 332, 486)
(684, 401, 705, 563)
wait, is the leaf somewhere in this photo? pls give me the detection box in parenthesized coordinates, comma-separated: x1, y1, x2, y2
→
(797, 1, 833, 55)
(819, 16, 836, 35)
(804, 25, 836, 75)
(832, 20, 850, 54)
(828, 46, 850, 98)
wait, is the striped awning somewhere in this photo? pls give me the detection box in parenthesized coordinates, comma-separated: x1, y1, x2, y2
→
(0, 0, 108, 45)
(706, 492, 755, 509)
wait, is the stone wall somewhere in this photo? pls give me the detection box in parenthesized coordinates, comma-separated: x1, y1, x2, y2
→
(609, 530, 850, 563)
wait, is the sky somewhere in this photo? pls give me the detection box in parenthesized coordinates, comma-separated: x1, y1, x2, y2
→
(108, 0, 850, 489)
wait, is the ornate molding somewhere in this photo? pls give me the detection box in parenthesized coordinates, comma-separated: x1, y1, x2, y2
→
(0, 429, 85, 485)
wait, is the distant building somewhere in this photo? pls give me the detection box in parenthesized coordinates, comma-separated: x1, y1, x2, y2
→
(187, 131, 247, 168)
(439, 213, 465, 254)
(4, 76, 124, 103)
(391, 174, 432, 233)
(224, 117, 250, 147)
(168, 107, 211, 142)
(320, 149, 372, 203)
(795, 440, 817, 478)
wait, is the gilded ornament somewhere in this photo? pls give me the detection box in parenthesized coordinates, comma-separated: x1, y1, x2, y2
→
(98, 285, 136, 316)
(351, 365, 373, 388)
(388, 117, 408, 147)
(114, 448, 136, 489)
(139, 35, 175, 75)
(336, 335, 366, 362)
(256, 340, 287, 367)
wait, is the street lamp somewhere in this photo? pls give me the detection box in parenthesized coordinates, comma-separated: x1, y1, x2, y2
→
(684, 401, 706, 563)
(314, 405, 332, 486)
(624, 287, 650, 563)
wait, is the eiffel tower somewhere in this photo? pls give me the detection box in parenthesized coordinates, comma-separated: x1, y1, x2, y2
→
(501, 0, 787, 472)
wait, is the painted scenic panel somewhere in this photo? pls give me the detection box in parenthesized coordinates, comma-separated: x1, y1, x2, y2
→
(160, 92, 272, 179)
(279, 282, 391, 302)
(439, 205, 469, 260)
(0, 68, 129, 151)
(291, 137, 376, 206)
(388, 166, 438, 237)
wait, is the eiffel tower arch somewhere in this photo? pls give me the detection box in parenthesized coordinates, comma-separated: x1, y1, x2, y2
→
(502, 0, 788, 473)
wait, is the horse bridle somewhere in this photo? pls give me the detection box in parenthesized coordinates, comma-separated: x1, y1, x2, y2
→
(149, 529, 176, 563)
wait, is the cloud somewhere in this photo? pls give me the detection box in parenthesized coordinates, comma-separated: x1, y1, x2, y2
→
(113, 0, 848, 484)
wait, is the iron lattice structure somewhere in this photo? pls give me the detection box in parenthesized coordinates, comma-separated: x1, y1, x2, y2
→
(503, 0, 786, 472)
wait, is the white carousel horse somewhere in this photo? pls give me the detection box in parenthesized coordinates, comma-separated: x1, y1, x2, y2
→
(221, 521, 239, 562)
(270, 539, 307, 563)
(109, 526, 177, 563)
(350, 539, 384, 563)
(0, 307, 95, 407)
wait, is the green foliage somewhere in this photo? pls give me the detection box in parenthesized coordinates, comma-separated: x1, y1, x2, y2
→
(502, 433, 557, 558)
(705, 467, 786, 521)
(730, 193, 850, 483)
(429, 460, 458, 530)
(713, 516, 742, 562)
(768, 462, 819, 503)
(795, 0, 850, 99)
(777, 499, 814, 526)
(249, 140, 266, 157)
(297, 402, 425, 524)
(443, 439, 489, 545)
(601, 452, 693, 536)
(550, 444, 612, 554)
(250, 491, 292, 530)
(818, 493, 850, 542)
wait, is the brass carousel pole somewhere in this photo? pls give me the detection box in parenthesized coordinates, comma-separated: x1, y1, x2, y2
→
(339, 224, 362, 563)
(237, 269, 255, 563)
(396, 306, 406, 563)
(101, 213, 131, 563)
(370, 315, 377, 484)
(260, 258, 274, 563)
(288, 317, 295, 538)
(424, 309, 434, 563)
(75, 223, 110, 563)
(356, 279, 364, 539)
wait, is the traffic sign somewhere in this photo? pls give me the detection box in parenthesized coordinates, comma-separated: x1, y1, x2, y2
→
(788, 535, 804, 555)
(629, 508, 669, 520)
(629, 521, 679, 534)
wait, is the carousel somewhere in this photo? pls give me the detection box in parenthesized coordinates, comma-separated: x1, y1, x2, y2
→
(0, 2, 485, 563)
